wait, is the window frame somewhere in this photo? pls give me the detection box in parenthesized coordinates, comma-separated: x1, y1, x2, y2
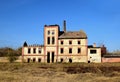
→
(69, 48, 72, 54)
(60, 48, 64, 54)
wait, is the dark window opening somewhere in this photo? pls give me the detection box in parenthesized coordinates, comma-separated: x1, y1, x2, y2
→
(52, 37, 55, 44)
(47, 52, 50, 63)
(69, 41, 72, 45)
(52, 30, 55, 35)
(61, 41, 63, 45)
(28, 48, 31, 54)
(52, 52, 54, 63)
(60, 58, 63, 63)
(27, 58, 30, 63)
(69, 58, 72, 63)
(78, 48, 81, 53)
(69, 48, 72, 54)
(48, 30, 50, 35)
(38, 58, 41, 62)
(90, 50, 97, 54)
(88, 60, 90, 63)
(33, 48, 36, 53)
(78, 41, 81, 44)
(47, 37, 50, 44)
(60, 48, 64, 54)
(33, 58, 36, 62)
(38, 48, 41, 54)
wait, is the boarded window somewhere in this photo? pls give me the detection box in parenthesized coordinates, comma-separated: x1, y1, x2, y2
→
(47, 37, 50, 44)
(28, 48, 31, 54)
(69, 48, 72, 54)
(90, 50, 97, 54)
(60, 48, 64, 54)
(52, 37, 55, 44)
(33, 48, 36, 53)
(78, 48, 81, 53)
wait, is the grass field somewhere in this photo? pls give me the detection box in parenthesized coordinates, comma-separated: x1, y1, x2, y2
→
(0, 63, 120, 82)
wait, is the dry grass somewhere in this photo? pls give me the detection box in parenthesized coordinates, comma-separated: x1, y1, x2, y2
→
(0, 63, 120, 82)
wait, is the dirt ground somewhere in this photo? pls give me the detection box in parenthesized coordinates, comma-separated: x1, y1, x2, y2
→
(0, 63, 120, 82)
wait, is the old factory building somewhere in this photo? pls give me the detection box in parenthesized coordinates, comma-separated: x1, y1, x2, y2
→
(22, 21, 106, 63)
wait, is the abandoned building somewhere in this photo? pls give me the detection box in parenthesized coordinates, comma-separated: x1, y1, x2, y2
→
(22, 21, 106, 63)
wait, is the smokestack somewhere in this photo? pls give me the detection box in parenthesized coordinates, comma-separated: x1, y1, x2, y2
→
(63, 20, 66, 32)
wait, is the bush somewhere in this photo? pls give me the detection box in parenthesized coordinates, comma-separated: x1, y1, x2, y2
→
(7, 49, 18, 63)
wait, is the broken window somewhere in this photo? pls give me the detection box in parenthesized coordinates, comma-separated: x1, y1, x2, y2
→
(27, 58, 30, 63)
(90, 50, 97, 54)
(60, 58, 63, 63)
(60, 48, 64, 54)
(69, 58, 72, 63)
(38, 48, 41, 54)
(38, 58, 41, 62)
(78, 41, 81, 44)
(69, 48, 72, 54)
(33, 48, 36, 54)
(48, 30, 50, 35)
(28, 48, 31, 54)
(61, 41, 63, 45)
(69, 41, 72, 44)
(52, 30, 55, 35)
(52, 37, 55, 44)
(78, 48, 81, 53)
(47, 37, 50, 44)
(33, 58, 36, 62)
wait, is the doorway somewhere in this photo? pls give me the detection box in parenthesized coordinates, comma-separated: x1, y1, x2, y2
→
(27, 58, 30, 63)
(52, 52, 54, 63)
(47, 52, 50, 63)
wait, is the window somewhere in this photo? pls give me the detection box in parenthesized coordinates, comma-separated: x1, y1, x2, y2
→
(69, 41, 72, 45)
(52, 30, 55, 35)
(48, 30, 50, 35)
(90, 50, 97, 54)
(38, 48, 41, 54)
(60, 48, 64, 54)
(38, 58, 41, 62)
(78, 48, 81, 53)
(69, 58, 72, 63)
(33, 58, 36, 62)
(47, 37, 50, 44)
(69, 48, 72, 54)
(52, 37, 55, 44)
(61, 41, 63, 45)
(60, 58, 63, 63)
(78, 41, 81, 44)
(28, 48, 31, 54)
(33, 48, 36, 53)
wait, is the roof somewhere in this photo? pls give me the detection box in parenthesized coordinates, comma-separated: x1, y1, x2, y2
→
(58, 30, 87, 39)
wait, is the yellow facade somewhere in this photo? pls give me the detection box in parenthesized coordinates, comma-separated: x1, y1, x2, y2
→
(22, 21, 102, 63)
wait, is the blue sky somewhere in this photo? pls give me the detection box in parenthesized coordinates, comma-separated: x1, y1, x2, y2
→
(0, 0, 120, 51)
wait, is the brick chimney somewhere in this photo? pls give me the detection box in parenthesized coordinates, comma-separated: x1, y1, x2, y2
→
(63, 20, 66, 32)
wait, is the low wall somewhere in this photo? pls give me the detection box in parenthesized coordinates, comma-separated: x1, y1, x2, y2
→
(102, 57, 120, 62)
(0, 56, 22, 62)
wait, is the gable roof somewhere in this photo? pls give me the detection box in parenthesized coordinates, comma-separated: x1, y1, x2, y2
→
(58, 30, 87, 39)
